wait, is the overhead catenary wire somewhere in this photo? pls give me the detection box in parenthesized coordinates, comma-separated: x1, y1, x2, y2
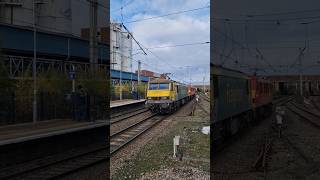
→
(110, 25, 176, 76)
(111, 50, 162, 73)
(137, 41, 208, 84)
(139, 41, 210, 50)
(112, 2, 209, 84)
(141, 43, 179, 69)
(119, 22, 183, 70)
(213, 8, 320, 74)
(214, 27, 277, 73)
(123, 5, 210, 24)
(245, 8, 320, 17)
(122, 24, 147, 55)
(134, 43, 200, 84)
(111, 0, 135, 12)
(213, 48, 252, 69)
(212, 54, 312, 71)
(255, 48, 276, 72)
(212, 15, 320, 24)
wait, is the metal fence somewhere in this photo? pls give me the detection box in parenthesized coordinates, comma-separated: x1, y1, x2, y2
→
(0, 55, 108, 80)
(0, 92, 107, 125)
(110, 90, 146, 101)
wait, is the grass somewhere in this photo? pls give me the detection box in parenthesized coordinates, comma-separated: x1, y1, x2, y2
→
(112, 108, 210, 180)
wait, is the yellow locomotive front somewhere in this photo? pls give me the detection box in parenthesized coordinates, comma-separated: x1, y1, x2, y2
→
(146, 79, 176, 113)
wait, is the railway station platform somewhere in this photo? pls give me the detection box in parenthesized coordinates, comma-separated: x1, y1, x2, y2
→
(0, 119, 107, 169)
(111, 99, 146, 109)
(0, 119, 106, 146)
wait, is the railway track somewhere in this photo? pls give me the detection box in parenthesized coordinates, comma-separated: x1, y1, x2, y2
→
(110, 97, 198, 155)
(111, 106, 146, 119)
(110, 113, 166, 155)
(282, 98, 316, 161)
(0, 144, 108, 179)
(0, 107, 150, 179)
(110, 107, 150, 124)
(251, 96, 296, 177)
(198, 92, 210, 103)
(214, 96, 319, 179)
(250, 96, 320, 179)
(214, 97, 293, 155)
(257, 123, 313, 178)
(252, 134, 273, 176)
(273, 96, 294, 106)
(282, 135, 311, 163)
(310, 97, 320, 112)
(195, 101, 210, 116)
(287, 101, 320, 129)
(2, 109, 154, 178)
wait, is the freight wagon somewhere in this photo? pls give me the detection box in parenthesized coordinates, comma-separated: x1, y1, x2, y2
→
(211, 64, 273, 140)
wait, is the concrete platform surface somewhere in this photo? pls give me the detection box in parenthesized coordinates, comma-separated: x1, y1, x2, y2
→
(0, 119, 106, 146)
(110, 99, 146, 108)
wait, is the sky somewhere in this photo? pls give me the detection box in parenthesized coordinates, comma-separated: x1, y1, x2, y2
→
(111, 0, 210, 85)
(212, 0, 320, 76)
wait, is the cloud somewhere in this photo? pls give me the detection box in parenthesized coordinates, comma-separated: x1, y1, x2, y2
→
(111, 0, 210, 84)
(131, 15, 210, 83)
(124, 9, 209, 84)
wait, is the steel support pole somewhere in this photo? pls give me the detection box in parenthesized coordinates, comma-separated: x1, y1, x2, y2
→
(120, 59, 122, 100)
(137, 61, 141, 100)
(203, 77, 205, 92)
(138, 60, 141, 85)
(299, 52, 303, 97)
(89, 0, 98, 73)
(32, 0, 37, 123)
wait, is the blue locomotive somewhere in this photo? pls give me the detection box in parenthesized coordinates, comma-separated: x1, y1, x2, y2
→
(211, 63, 273, 141)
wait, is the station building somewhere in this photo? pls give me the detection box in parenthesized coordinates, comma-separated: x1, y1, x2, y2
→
(0, 0, 110, 79)
(267, 75, 320, 95)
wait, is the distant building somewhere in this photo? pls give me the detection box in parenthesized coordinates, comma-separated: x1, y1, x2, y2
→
(267, 75, 320, 95)
(0, 23, 109, 63)
(0, 0, 108, 37)
(110, 22, 132, 72)
(136, 70, 160, 78)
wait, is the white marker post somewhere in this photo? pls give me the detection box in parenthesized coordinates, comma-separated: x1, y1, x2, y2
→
(275, 106, 285, 138)
(173, 136, 180, 158)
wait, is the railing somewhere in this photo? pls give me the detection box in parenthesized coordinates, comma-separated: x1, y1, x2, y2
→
(0, 55, 108, 79)
(0, 0, 22, 5)
(0, 92, 107, 125)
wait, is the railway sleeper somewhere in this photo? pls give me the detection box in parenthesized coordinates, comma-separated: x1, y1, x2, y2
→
(253, 136, 273, 171)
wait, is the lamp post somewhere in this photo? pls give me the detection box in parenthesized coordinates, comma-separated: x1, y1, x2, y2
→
(119, 59, 122, 100)
(32, 0, 37, 123)
(298, 48, 305, 97)
(299, 21, 312, 97)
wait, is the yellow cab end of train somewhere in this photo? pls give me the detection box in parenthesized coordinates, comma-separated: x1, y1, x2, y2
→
(147, 90, 171, 98)
(146, 78, 176, 101)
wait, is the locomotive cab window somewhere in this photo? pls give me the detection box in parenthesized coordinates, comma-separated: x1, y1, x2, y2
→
(159, 83, 169, 90)
(149, 84, 158, 90)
